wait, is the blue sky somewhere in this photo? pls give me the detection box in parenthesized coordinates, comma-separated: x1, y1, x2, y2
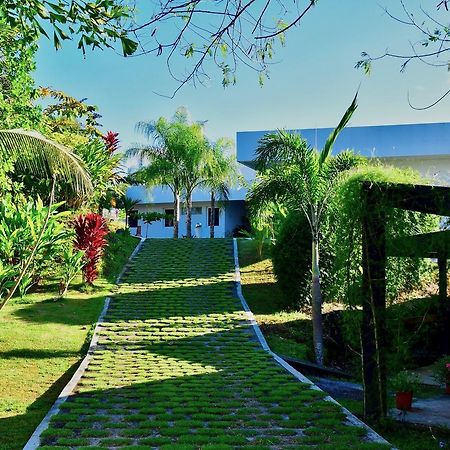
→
(34, 0, 450, 150)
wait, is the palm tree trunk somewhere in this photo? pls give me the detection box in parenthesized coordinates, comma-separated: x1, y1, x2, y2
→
(173, 192, 180, 239)
(311, 236, 324, 365)
(186, 194, 193, 238)
(210, 191, 215, 239)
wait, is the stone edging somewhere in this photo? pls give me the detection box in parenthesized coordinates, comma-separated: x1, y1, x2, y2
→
(232, 238, 394, 448)
(23, 237, 146, 450)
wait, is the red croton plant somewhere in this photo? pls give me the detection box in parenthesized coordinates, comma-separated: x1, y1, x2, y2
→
(72, 213, 108, 284)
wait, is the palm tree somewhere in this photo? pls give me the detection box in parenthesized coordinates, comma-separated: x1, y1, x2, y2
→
(127, 116, 185, 238)
(248, 94, 359, 365)
(0, 129, 93, 195)
(204, 138, 240, 238)
(0, 129, 93, 310)
(120, 195, 141, 227)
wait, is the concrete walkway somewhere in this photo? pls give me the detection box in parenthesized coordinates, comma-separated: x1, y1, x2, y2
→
(390, 395, 450, 429)
(33, 240, 389, 449)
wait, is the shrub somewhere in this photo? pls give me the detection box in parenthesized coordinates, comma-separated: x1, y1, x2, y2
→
(72, 213, 108, 284)
(0, 194, 70, 299)
(272, 211, 334, 310)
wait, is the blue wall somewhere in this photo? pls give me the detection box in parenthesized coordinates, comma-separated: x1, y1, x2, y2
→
(237, 122, 450, 164)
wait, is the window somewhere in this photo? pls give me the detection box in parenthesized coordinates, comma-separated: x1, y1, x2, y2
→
(164, 209, 174, 227)
(128, 210, 138, 228)
(208, 208, 220, 227)
(181, 206, 202, 215)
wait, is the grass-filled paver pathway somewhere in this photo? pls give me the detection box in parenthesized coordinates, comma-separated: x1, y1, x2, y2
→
(37, 239, 389, 450)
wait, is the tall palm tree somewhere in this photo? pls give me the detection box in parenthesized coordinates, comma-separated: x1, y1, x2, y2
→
(204, 138, 240, 238)
(248, 94, 359, 365)
(127, 116, 185, 238)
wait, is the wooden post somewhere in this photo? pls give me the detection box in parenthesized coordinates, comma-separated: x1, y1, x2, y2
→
(438, 253, 449, 355)
(361, 184, 387, 421)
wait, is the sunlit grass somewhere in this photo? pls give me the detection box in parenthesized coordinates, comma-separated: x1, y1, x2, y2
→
(37, 239, 390, 449)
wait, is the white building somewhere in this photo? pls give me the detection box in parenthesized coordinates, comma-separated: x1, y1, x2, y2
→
(126, 164, 254, 238)
(128, 122, 450, 238)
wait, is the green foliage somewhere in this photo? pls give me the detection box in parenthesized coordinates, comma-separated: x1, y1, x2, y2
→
(74, 138, 124, 207)
(139, 211, 167, 224)
(59, 245, 85, 298)
(0, 0, 137, 56)
(0, 194, 70, 299)
(390, 370, 419, 392)
(332, 165, 439, 307)
(272, 211, 334, 310)
(102, 229, 139, 282)
(432, 355, 450, 384)
(0, 21, 41, 129)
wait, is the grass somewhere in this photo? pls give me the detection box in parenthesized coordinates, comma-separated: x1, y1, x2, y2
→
(37, 239, 390, 449)
(237, 239, 312, 360)
(238, 238, 450, 450)
(0, 231, 139, 450)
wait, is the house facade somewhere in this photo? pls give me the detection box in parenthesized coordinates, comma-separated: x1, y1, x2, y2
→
(237, 122, 450, 185)
(126, 164, 254, 238)
(127, 122, 450, 238)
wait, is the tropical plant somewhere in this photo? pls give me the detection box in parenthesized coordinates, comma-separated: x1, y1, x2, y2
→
(247, 94, 359, 365)
(127, 109, 204, 238)
(390, 370, 419, 393)
(203, 138, 240, 238)
(72, 213, 108, 284)
(59, 246, 85, 298)
(74, 138, 124, 208)
(0, 194, 70, 309)
(0, 129, 93, 196)
(139, 211, 168, 238)
(272, 210, 335, 310)
(120, 196, 141, 227)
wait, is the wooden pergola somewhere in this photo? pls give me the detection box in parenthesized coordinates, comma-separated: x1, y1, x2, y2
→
(360, 182, 450, 421)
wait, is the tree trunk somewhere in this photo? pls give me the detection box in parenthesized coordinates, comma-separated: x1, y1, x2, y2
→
(173, 191, 180, 239)
(186, 195, 193, 238)
(311, 236, 324, 365)
(210, 191, 215, 239)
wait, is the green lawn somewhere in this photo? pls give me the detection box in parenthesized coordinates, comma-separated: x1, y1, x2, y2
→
(238, 238, 450, 450)
(0, 233, 139, 450)
(38, 239, 389, 449)
(237, 239, 312, 360)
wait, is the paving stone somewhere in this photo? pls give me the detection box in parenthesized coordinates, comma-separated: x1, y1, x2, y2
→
(39, 239, 389, 449)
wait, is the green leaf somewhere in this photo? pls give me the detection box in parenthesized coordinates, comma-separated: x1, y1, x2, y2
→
(120, 36, 138, 56)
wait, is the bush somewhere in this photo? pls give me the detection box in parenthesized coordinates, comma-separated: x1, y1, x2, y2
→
(272, 211, 334, 310)
(72, 213, 108, 284)
(0, 194, 70, 299)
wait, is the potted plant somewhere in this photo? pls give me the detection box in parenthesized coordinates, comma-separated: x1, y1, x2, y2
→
(432, 356, 450, 394)
(390, 371, 419, 411)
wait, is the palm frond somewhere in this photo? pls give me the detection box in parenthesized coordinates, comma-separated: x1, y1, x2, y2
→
(320, 92, 358, 165)
(255, 131, 309, 171)
(0, 129, 93, 195)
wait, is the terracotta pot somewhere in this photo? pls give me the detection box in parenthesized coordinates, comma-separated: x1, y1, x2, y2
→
(446, 383, 450, 395)
(395, 391, 413, 411)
